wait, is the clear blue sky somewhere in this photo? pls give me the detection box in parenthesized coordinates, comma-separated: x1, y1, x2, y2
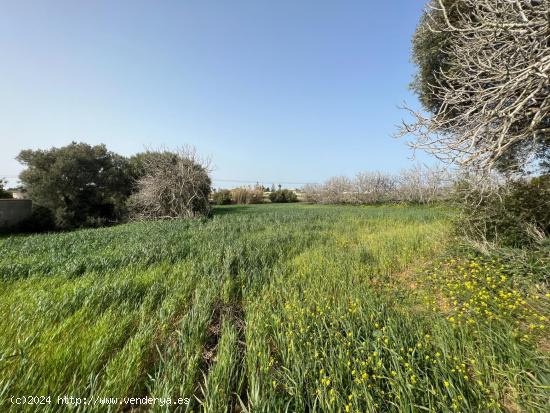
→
(0, 0, 431, 188)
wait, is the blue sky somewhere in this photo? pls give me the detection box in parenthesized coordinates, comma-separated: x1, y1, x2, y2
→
(0, 0, 431, 188)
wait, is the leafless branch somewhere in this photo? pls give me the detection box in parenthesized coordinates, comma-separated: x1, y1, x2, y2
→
(400, 0, 550, 172)
(129, 147, 212, 219)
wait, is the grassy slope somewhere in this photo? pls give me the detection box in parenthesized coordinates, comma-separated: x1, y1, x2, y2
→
(0, 204, 547, 412)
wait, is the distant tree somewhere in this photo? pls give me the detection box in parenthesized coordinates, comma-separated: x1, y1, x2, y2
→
(270, 183, 276, 192)
(269, 189, 298, 203)
(394, 164, 453, 204)
(0, 179, 12, 199)
(404, 0, 550, 174)
(324, 176, 355, 204)
(17, 142, 131, 228)
(128, 147, 212, 219)
(212, 189, 232, 205)
(302, 183, 323, 203)
(354, 172, 396, 204)
(302, 166, 452, 205)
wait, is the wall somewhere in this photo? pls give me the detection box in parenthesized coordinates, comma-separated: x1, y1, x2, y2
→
(0, 200, 32, 228)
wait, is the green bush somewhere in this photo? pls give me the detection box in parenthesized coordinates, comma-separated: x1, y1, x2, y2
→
(212, 189, 232, 205)
(456, 175, 550, 248)
(269, 189, 298, 203)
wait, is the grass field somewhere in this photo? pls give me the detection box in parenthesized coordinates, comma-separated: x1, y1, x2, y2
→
(0, 204, 548, 412)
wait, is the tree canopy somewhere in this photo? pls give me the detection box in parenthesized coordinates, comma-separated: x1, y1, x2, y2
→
(17, 142, 132, 228)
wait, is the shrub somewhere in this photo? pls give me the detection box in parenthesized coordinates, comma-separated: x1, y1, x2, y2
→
(269, 189, 298, 203)
(128, 147, 212, 219)
(230, 186, 264, 204)
(212, 189, 232, 205)
(455, 175, 550, 248)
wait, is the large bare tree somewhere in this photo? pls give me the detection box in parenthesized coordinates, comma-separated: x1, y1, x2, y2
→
(129, 147, 212, 219)
(402, 0, 550, 173)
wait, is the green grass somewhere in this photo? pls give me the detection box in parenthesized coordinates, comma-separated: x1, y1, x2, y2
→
(0, 204, 548, 412)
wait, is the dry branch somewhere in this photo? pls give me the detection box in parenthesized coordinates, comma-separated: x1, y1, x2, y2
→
(400, 0, 550, 172)
(129, 147, 212, 219)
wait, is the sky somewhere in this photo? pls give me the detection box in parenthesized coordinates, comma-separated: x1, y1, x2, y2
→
(0, 0, 432, 188)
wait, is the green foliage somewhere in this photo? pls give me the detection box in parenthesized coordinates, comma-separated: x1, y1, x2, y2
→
(410, 0, 463, 114)
(269, 189, 298, 203)
(0, 204, 547, 412)
(0, 179, 12, 199)
(456, 175, 550, 248)
(212, 189, 232, 205)
(16, 142, 132, 229)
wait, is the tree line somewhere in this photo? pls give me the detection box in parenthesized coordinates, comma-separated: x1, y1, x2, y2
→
(13, 143, 211, 230)
(7, 143, 302, 231)
(212, 186, 298, 205)
(303, 165, 453, 205)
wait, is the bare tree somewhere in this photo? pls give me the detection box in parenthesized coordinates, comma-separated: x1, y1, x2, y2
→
(129, 147, 212, 219)
(323, 176, 355, 204)
(400, 0, 550, 173)
(354, 171, 396, 204)
(394, 164, 454, 203)
(303, 166, 453, 205)
(397, 164, 427, 203)
(424, 164, 454, 202)
(302, 183, 324, 203)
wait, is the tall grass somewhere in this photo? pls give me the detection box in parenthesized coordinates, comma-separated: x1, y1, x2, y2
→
(0, 204, 547, 412)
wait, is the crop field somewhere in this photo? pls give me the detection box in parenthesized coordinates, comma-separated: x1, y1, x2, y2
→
(0, 204, 548, 412)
